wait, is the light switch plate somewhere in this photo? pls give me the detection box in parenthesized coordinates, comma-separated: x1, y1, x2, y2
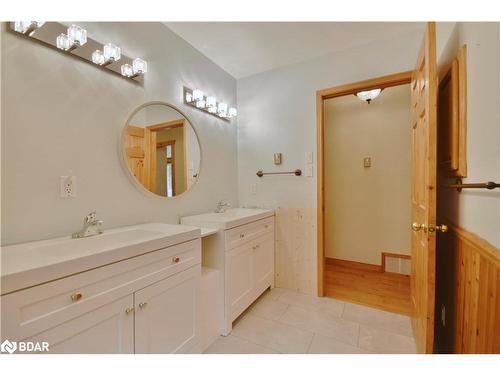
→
(363, 157, 372, 168)
(305, 151, 313, 164)
(305, 164, 313, 177)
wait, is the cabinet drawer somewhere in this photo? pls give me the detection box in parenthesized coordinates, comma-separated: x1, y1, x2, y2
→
(224, 216, 274, 250)
(1, 239, 201, 341)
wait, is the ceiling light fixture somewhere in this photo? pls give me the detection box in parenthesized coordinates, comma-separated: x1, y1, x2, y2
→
(355, 88, 382, 104)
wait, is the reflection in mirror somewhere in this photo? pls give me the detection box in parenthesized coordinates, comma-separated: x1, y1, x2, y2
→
(123, 103, 201, 197)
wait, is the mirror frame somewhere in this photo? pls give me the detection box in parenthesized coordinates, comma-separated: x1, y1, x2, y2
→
(120, 101, 202, 199)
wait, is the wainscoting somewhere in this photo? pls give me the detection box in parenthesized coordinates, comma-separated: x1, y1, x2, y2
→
(436, 221, 500, 353)
(275, 207, 317, 295)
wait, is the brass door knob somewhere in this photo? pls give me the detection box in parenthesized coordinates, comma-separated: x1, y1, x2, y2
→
(436, 224, 448, 233)
(411, 222, 425, 232)
(139, 302, 148, 309)
(428, 224, 448, 233)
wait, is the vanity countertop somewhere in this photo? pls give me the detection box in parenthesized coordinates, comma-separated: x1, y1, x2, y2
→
(181, 208, 275, 230)
(0, 223, 200, 295)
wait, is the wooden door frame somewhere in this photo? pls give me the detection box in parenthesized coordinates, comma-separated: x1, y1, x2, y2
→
(316, 70, 413, 297)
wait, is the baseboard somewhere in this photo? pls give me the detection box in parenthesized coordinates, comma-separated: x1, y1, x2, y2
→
(325, 257, 381, 272)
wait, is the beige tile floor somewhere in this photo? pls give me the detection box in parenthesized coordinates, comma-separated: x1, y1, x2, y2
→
(204, 287, 417, 354)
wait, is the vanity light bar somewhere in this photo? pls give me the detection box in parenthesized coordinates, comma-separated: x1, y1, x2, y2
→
(184, 87, 237, 121)
(10, 21, 147, 82)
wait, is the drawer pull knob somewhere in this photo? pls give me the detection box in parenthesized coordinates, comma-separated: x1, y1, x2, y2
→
(70, 293, 83, 302)
(139, 302, 148, 309)
(125, 307, 134, 315)
(240, 234, 245, 238)
(172, 256, 181, 263)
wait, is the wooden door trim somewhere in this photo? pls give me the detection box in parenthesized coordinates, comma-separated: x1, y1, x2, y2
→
(316, 70, 412, 297)
(146, 119, 185, 131)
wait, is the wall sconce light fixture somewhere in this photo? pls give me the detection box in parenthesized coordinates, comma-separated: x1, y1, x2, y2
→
(10, 21, 147, 83)
(184, 87, 237, 121)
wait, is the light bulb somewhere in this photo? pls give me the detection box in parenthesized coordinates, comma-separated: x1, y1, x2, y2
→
(196, 100, 206, 109)
(14, 21, 44, 34)
(217, 102, 228, 115)
(92, 50, 105, 65)
(185, 92, 193, 103)
(121, 64, 134, 77)
(228, 107, 238, 117)
(192, 89, 204, 102)
(356, 88, 382, 103)
(206, 96, 217, 108)
(67, 24, 87, 47)
(132, 58, 147, 75)
(56, 33, 71, 51)
(103, 43, 121, 62)
(208, 106, 217, 114)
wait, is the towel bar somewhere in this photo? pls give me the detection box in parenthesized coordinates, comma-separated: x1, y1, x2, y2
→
(444, 178, 500, 192)
(256, 169, 302, 177)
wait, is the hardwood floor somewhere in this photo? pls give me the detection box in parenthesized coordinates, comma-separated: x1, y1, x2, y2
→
(324, 259, 412, 316)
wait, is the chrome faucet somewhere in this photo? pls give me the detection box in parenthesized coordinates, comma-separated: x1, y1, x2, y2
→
(215, 200, 231, 213)
(72, 212, 104, 239)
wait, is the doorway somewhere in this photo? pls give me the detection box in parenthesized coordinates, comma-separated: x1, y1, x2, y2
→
(323, 82, 413, 315)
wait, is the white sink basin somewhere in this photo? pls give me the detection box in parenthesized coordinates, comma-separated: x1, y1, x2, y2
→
(1, 223, 200, 295)
(181, 208, 274, 230)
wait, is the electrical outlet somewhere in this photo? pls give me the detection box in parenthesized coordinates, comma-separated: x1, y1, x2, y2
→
(60, 176, 76, 198)
(363, 157, 372, 168)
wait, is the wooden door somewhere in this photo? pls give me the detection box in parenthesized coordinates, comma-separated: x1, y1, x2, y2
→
(410, 22, 439, 354)
(28, 295, 134, 354)
(134, 267, 200, 354)
(124, 125, 156, 192)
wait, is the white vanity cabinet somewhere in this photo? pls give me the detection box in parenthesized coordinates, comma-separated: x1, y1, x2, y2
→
(181, 208, 275, 335)
(0, 223, 202, 354)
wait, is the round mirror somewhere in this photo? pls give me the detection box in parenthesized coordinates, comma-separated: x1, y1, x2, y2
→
(122, 102, 201, 197)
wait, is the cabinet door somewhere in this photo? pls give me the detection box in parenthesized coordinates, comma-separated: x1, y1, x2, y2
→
(134, 266, 200, 354)
(253, 234, 275, 296)
(28, 295, 134, 354)
(226, 243, 254, 322)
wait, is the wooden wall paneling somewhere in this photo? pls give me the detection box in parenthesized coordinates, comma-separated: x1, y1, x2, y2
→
(436, 221, 500, 353)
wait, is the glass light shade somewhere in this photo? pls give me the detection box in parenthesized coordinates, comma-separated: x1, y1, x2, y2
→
(228, 107, 238, 117)
(217, 102, 228, 115)
(14, 21, 43, 34)
(196, 99, 206, 109)
(56, 33, 71, 51)
(103, 43, 121, 62)
(92, 50, 105, 65)
(185, 92, 193, 103)
(67, 24, 87, 47)
(132, 58, 147, 75)
(356, 88, 382, 103)
(208, 106, 217, 114)
(121, 64, 134, 77)
(192, 89, 204, 102)
(206, 96, 217, 108)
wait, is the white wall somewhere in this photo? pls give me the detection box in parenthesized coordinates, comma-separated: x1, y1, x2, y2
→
(324, 84, 411, 265)
(1, 22, 237, 245)
(437, 22, 500, 248)
(237, 29, 424, 294)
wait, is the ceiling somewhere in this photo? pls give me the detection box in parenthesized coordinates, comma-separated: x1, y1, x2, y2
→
(164, 22, 425, 79)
